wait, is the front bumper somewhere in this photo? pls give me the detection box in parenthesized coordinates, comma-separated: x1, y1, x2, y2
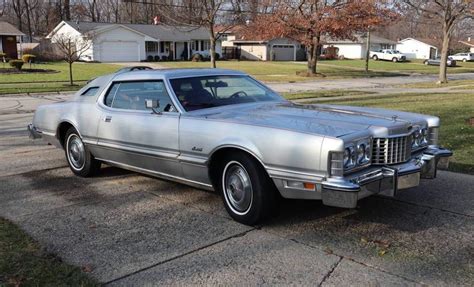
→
(321, 146, 452, 208)
(27, 123, 42, 139)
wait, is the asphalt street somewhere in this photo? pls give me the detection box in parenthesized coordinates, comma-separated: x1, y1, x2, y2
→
(0, 93, 473, 285)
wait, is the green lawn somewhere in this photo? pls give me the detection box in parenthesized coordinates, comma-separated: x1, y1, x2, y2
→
(321, 59, 474, 74)
(0, 62, 120, 94)
(301, 92, 474, 174)
(159, 60, 404, 82)
(0, 218, 97, 286)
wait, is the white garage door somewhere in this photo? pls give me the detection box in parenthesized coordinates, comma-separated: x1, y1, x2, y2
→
(100, 41, 139, 62)
(272, 45, 295, 61)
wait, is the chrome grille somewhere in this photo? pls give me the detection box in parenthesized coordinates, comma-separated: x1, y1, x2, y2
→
(372, 136, 412, 164)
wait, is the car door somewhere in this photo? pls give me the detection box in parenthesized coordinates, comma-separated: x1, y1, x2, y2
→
(94, 80, 182, 177)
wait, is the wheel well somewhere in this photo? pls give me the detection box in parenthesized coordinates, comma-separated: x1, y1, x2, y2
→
(57, 122, 74, 148)
(208, 147, 265, 189)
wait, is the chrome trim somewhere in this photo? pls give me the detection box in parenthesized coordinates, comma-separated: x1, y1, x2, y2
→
(96, 157, 214, 191)
(318, 146, 452, 208)
(27, 124, 42, 139)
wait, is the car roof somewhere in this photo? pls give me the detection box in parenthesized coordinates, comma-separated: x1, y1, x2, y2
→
(111, 68, 248, 82)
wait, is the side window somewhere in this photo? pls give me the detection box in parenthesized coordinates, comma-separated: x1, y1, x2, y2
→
(104, 81, 175, 112)
(81, 86, 99, 97)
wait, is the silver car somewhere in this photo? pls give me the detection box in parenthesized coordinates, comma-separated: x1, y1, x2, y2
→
(28, 68, 452, 225)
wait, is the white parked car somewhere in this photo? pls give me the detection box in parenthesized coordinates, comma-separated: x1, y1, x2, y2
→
(448, 52, 474, 62)
(370, 49, 406, 62)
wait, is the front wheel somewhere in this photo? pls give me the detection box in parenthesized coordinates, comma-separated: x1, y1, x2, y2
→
(392, 57, 398, 62)
(217, 152, 278, 225)
(424, 60, 429, 65)
(372, 55, 378, 60)
(65, 127, 101, 177)
(463, 59, 467, 62)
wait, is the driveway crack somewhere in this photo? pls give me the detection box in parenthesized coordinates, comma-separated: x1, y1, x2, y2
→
(318, 256, 343, 286)
(103, 229, 255, 285)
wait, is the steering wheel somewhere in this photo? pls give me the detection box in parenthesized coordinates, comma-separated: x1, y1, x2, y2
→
(230, 91, 248, 99)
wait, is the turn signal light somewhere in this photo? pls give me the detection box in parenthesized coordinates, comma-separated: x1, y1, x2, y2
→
(303, 182, 316, 190)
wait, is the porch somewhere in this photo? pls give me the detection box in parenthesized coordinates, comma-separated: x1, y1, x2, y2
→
(145, 40, 212, 61)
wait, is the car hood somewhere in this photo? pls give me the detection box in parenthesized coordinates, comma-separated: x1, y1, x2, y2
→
(191, 102, 433, 138)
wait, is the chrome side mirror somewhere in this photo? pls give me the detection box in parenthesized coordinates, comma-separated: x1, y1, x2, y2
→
(145, 99, 160, 114)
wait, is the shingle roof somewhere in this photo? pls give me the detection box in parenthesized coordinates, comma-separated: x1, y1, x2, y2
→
(0, 21, 25, 36)
(63, 21, 210, 41)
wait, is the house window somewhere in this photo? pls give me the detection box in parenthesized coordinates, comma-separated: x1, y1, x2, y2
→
(202, 40, 210, 51)
(146, 42, 159, 53)
(220, 34, 228, 41)
(190, 41, 196, 51)
(160, 42, 165, 53)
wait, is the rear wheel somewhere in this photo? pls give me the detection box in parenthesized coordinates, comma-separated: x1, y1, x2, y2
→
(463, 58, 467, 62)
(424, 60, 429, 65)
(65, 127, 101, 177)
(217, 151, 278, 225)
(392, 57, 398, 62)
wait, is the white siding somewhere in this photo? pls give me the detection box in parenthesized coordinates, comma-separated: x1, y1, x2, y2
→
(239, 44, 268, 60)
(94, 26, 145, 62)
(50, 23, 94, 61)
(396, 39, 437, 59)
(324, 44, 364, 59)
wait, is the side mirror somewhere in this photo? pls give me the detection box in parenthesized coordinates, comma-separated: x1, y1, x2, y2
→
(145, 99, 160, 114)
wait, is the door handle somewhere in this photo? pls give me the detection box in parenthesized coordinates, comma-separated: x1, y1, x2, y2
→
(104, 115, 112, 123)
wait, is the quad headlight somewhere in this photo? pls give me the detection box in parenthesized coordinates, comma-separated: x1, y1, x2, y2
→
(412, 127, 429, 150)
(343, 139, 371, 169)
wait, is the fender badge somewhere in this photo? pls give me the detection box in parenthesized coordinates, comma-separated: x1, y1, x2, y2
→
(192, 146, 203, 152)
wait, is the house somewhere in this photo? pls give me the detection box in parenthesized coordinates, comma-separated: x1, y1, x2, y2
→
(0, 21, 25, 59)
(459, 37, 474, 53)
(47, 21, 221, 62)
(396, 38, 438, 59)
(322, 35, 398, 59)
(216, 26, 305, 61)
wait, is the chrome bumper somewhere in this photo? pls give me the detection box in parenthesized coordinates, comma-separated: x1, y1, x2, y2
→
(27, 124, 42, 139)
(321, 146, 452, 208)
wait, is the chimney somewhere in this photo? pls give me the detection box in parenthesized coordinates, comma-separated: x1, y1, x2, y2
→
(153, 16, 161, 25)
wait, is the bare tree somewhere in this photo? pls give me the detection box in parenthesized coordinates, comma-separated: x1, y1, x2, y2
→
(52, 34, 92, 85)
(156, 0, 244, 68)
(404, 0, 474, 83)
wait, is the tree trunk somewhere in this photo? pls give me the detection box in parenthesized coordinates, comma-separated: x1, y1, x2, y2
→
(438, 24, 451, 84)
(365, 30, 371, 73)
(209, 25, 217, 68)
(64, 0, 71, 21)
(23, 0, 33, 42)
(69, 62, 73, 86)
(306, 35, 320, 75)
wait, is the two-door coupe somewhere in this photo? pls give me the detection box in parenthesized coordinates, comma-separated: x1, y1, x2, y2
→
(29, 68, 452, 225)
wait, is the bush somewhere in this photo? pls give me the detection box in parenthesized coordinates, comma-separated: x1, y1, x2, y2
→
(191, 53, 203, 62)
(9, 60, 24, 70)
(154, 55, 160, 62)
(22, 54, 36, 63)
(214, 53, 221, 60)
(147, 55, 154, 62)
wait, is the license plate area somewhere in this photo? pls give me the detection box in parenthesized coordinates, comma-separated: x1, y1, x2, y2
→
(397, 172, 420, 190)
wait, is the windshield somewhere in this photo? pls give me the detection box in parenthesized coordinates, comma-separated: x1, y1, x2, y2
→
(170, 75, 284, 111)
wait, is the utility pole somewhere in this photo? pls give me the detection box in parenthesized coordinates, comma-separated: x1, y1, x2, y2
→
(365, 29, 371, 73)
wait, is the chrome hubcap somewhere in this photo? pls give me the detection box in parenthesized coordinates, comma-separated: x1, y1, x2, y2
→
(224, 162, 253, 214)
(68, 135, 85, 170)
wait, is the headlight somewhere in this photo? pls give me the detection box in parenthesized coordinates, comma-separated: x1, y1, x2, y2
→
(344, 146, 355, 168)
(356, 143, 371, 164)
(412, 127, 429, 150)
(421, 128, 428, 145)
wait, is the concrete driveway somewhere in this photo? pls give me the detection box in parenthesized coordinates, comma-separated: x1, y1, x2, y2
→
(0, 93, 473, 285)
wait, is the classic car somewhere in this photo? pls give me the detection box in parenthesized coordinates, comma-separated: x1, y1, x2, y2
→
(423, 57, 457, 67)
(370, 49, 406, 62)
(28, 68, 452, 225)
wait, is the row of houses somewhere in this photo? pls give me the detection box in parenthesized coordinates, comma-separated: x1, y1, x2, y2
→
(1, 20, 473, 63)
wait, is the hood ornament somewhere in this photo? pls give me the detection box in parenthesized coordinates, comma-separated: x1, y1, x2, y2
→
(392, 115, 398, 121)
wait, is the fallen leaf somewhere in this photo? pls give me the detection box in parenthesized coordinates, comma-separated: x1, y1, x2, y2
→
(81, 265, 94, 273)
